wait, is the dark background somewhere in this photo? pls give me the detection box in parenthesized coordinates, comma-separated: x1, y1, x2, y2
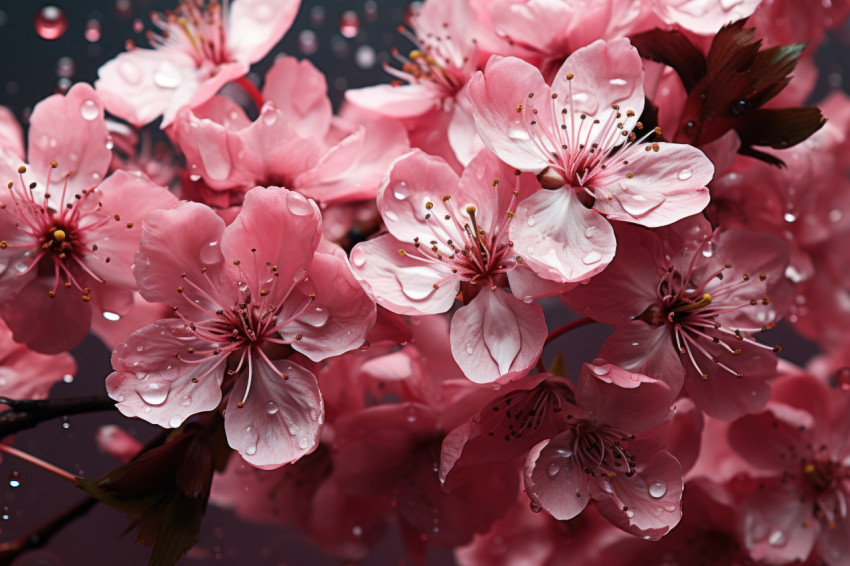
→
(0, 1, 845, 565)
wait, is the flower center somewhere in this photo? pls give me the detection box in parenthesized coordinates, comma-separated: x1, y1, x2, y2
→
(147, 0, 233, 68)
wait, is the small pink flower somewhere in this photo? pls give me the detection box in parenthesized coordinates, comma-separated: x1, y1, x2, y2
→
(106, 187, 376, 468)
(728, 373, 850, 565)
(565, 216, 791, 421)
(350, 149, 556, 384)
(469, 39, 714, 283)
(95, 0, 301, 127)
(171, 56, 410, 205)
(0, 84, 177, 353)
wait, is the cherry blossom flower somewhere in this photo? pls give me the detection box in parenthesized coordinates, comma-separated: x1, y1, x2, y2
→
(106, 187, 376, 468)
(468, 38, 714, 283)
(728, 373, 850, 565)
(349, 149, 557, 384)
(0, 83, 177, 353)
(95, 0, 301, 127)
(171, 56, 410, 206)
(564, 216, 791, 421)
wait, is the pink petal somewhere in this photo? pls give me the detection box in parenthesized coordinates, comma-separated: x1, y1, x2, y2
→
(524, 434, 590, 520)
(578, 361, 673, 435)
(224, 358, 322, 469)
(27, 83, 111, 196)
(600, 322, 686, 399)
(281, 248, 376, 361)
(96, 425, 143, 463)
(261, 56, 332, 140)
(135, 201, 231, 310)
(511, 189, 615, 283)
(450, 289, 546, 384)
(507, 265, 573, 300)
(226, 0, 301, 64)
(83, 170, 178, 289)
(643, 397, 703, 474)
(657, 0, 761, 35)
(550, 38, 645, 120)
(593, 143, 713, 228)
(468, 57, 553, 172)
(345, 83, 441, 118)
(90, 292, 171, 350)
(106, 319, 225, 428)
(221, 187, 321, 302)
(739, 485, 817, 564)
(591, 444, 683, 540)
(0, 319, 76, 401)
(349, 235, 458, 315)
(1, 278, 91, 354)
(728, 403, 813, 472)
(295, 118, 410, 204)
(0, 106, 24, 159)
(447, 102, 486, 167)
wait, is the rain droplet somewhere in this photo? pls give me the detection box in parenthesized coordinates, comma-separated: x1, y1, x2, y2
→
(677, 169, 692, 181)
(465, 344, 474, 355)
(34, 5, 68, 40)
(62, 373, 74, 383)
(102, 311, 121, 322)
(339, 11, 359, 38)
(298, 437, 310, 450)
(384, 210, 399, 222)
(784, 212, 797, 223)
(286, 193, 315, 216)
(648, 480, 667, 499)
(153, 61, 182, 89)
(84, 18, 101, 42)
(8, 471, 21, 488)
(350, 247, 366, 268)
(393, 182, 410, 200)
(169, 415, 182, 428)
(582, 251, 602, 265)
(246, 444, 257, 456)
(138, 381, 170, 406)
(265, 401, 279, 415)
(80, 99, 100, 121)
(609, 78, 627, 86)
(547, 462, 561, 477)
(768, 530, 787, 547)
(508, 128, 530, 141)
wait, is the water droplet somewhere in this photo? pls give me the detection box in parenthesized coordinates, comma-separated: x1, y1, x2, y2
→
(393, 183, 410, 200)
(591, 365, 609, 376)
(298, 437, 310, 450)
(648, 480, 667, 499)
(355, 45, 376, 69)
(301, 305, 330, 328)
(61, 416, 71, 429)
(465, 344, 474, 355)
(246, 444, 257, 456)
(265, 401, 279, 415)
(169, 415, 182, 428)
(153, 61, 182, 89)
(571, 92, 589, 103)
(138, 381, 170, 406)
(384, 209, 399, 222)
(584, 226, 597, 238)
(117, 394, 125, 402)
(350, 247, 366, 268)
(768, 530, 787, 547)
(547, 462, 561, 477)
(625, 509, 635, 518)
(102, 311, 121, 322)
(84, 18, 101, 42)
(261, 105, 277, 126)
(80, 99, 100, 121)
(8, 471, 21, 488)
(55, 56, 75, 78)
(582, 251, 602, 265)
(677, 169, 692, 181)
(105, 135, 114, 150)
(339, 11, 359, 38)
(298, 29, 318, 55)
(529, 501, 542, 513)
(286, 193, 315, 216)
(508, 128, 530, 141)
(527, 216, 536, 226)
(62, 373, 74, 384)
(34, 5, 68, 40)
(609, 78, 627, 86)
(784, 212, 797, 223)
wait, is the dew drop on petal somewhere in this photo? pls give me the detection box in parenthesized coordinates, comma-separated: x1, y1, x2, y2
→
(609, 78, 627, 86)
(153, 61, 182, 89)
(350, 247, 366, 268)
(80, 99, 100, 121)
(648, 480, 668, 499)
(34, 5, 68, 40)
(168, 415, 182, 428)
(138, 381, 170, 406)
(287, 193, 315, 216)
(384, 209, 399, 222)
(465, 344, 474, 355)
(582, 251, 602, 265)
(547, 462, 561, 477)
(625, 509, 635, 518)
(591, 364, 609, 376)
(393, 182, 410, 200)
(298, 437, 310, 450)
(768, 530, 787, 547)
(529, 501, 542, 513)
(527, 216, 536, 226)
(181, 396, 192, 407)
(245, 444, 257, 456)
(102, 311, 121, 322)
(677, 169, 692, 181)
(508, 128, 530, 141)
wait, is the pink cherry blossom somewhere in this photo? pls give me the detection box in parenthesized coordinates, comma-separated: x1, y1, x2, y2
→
(95, 0, 301, 128)
(106, 186, 376, 468)
(565, 216, 791, 421)
(0, 83, 177, 353)
(171, 56, 409, 206)
(523, 361, 682, 540)
(728, 373, 850, 565)
(469, 39, 713, 283)
(350, 149, 556, 384)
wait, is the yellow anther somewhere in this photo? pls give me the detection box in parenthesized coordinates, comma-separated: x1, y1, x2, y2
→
(804, 463, 816, 474)
(53, 229, 67, 242)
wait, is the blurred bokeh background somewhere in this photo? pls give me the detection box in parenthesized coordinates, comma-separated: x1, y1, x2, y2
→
(0, 1, 847, 565)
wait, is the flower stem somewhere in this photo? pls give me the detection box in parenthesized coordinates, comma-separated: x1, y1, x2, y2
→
(234, 76, 265, 111)
(0, 444, 78, 485)
(0, 395, 115, 440)
(544, 316, 595, 345)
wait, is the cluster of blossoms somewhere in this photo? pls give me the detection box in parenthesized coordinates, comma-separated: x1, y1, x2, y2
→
(1, 0, 849, 564)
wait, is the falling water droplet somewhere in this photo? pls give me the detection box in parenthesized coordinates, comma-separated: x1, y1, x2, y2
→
(84, 18, 101, 42)
(648, 480, 668, 499)
(8, 471, 21, 488)
(34, 5, 68, 40)
(339, 11, 360, 38)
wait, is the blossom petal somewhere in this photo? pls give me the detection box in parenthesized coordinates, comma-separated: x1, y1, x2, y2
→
(600, 322, 686, 398)
(345, 84, 441, 119)
(106, 319, 224, 429)
(524, 434, 590, 520)
(738, 483, 818, 564)
(0, 106, 24, 159)
(511, 189, 615, 283)
(450, 289, 546, 384)
(262, 56, 332, 140)
(224, 358, 322, 469)
(226, 0, 301, 64)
